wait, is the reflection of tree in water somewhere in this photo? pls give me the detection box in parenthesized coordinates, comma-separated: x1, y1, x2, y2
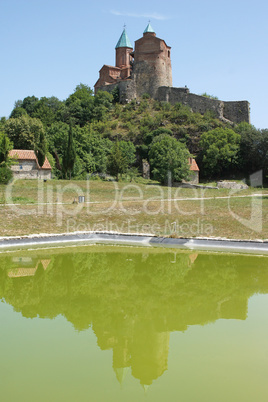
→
(0, 248, 267, 386)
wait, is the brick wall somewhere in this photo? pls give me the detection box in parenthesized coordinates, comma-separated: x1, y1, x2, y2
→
(133, 33, 172, 98)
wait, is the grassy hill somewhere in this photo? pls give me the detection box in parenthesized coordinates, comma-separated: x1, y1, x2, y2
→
(91, 97, 228, 155)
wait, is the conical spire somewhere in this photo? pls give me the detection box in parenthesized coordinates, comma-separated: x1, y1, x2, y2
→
(115, 28, 133, 49)
(143, 22, 155, 34)
(114, 367, 129, 384)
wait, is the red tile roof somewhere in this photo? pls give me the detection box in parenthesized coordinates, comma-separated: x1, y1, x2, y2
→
(189, 157, 199, 171)
(9, 149, 52, 170)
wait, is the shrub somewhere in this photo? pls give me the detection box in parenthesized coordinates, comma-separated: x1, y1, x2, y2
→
(201, 92, 219, 100)
(142, 93, 150, 99)
(0, 164, 13, 184)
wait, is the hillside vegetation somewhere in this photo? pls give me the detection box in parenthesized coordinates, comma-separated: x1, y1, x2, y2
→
(1, 84, 267, 183)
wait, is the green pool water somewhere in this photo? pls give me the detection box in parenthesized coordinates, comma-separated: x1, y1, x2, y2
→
(0, 245, 267, 402)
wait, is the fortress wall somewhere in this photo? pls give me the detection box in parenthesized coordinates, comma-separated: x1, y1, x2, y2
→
(223, 101, 250, 124)
(97, 80, 136, 103)
(156, 87, 250, 123)
(133, 61, 158, 97)
(96, 83, 250, 124)
(117, 80, 137, 102)
(156, 87, 224, 118)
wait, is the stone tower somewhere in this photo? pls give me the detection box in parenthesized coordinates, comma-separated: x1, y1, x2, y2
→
(132, 23, 172, 98)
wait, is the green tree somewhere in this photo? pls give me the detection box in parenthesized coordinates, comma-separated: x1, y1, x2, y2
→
(46, 152, 56, 175)
(74, 125, 112, 174)
(257, 129, 268, 182)
(5, 115, 45, 150)
(118, 140, 136, 167)
(0, 164, 13, 184)
(199, 127, 241, 177)
(0, 132, 13, 184)
(33, 96, 63, 126)
(149, 134, 190, 184)
(35, 130, 47, 168)
(10, 107, 28, 118)
(235, 122, 267, 175)
(46, 122, 69, 155)
(46, 122, 69, 175)
(137, 128, 173, 161)
(10, 96, 63, 126)
(46, 123, 112, 178)
(92, 90, 113, 121)
(63, 125, 76, 179)
(21, 96, 39, 116)
(65, 84, 94, 126)
(108, 141, 127, 181)
(0, 117, 6, 132)
(0, 132, 13, 164)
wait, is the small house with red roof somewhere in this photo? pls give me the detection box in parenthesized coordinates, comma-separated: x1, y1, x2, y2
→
(9, 149, 52, 179)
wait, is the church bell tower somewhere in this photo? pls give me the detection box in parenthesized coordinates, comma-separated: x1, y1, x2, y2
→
(115, 28, 133, 79)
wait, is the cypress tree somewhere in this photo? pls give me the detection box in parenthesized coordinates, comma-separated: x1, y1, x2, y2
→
(0, 134, 11, 164)
(35, 130, 46, 168)
(63, 124, 76, 180)
(0, 133, 13, 184)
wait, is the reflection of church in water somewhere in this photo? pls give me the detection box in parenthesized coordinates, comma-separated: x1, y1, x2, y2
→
(96, 316, 170, 386)
(1, 249, 267, 387)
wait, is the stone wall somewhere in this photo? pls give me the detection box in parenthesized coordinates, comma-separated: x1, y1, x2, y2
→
(11, 161, 51, 179)
(223, 101, 250, 124)
(12, 169, 52, 180)
(96, 83, 250, 124)
(189, 171, 199, 184)
(156, 86, 250, 123)
(97, 80, 137, 103)
(12, 169, 39, 179)
(156, 87, 223, 116)
(39, 170, 52, 180)
(217, 181, 248, 189)
(142, 160, 150, 179)
(132, 60, 157, 98)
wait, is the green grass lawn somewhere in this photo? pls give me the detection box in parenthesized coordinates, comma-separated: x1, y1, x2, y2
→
(0, 179, 267, 240)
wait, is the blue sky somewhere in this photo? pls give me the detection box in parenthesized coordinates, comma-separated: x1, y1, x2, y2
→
(1, 0, 267, 128)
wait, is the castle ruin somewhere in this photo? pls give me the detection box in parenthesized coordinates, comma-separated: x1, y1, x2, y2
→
(94, 24, 250, 124)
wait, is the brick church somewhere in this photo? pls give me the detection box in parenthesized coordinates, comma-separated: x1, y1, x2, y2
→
(94, 23, 250, 124)
(94, 23, 172, 99)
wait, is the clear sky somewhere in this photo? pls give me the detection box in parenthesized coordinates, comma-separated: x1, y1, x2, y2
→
(1, 0, 267, 128)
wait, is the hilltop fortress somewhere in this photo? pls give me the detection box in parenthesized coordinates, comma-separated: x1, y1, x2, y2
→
(95, 24, 250, 124)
